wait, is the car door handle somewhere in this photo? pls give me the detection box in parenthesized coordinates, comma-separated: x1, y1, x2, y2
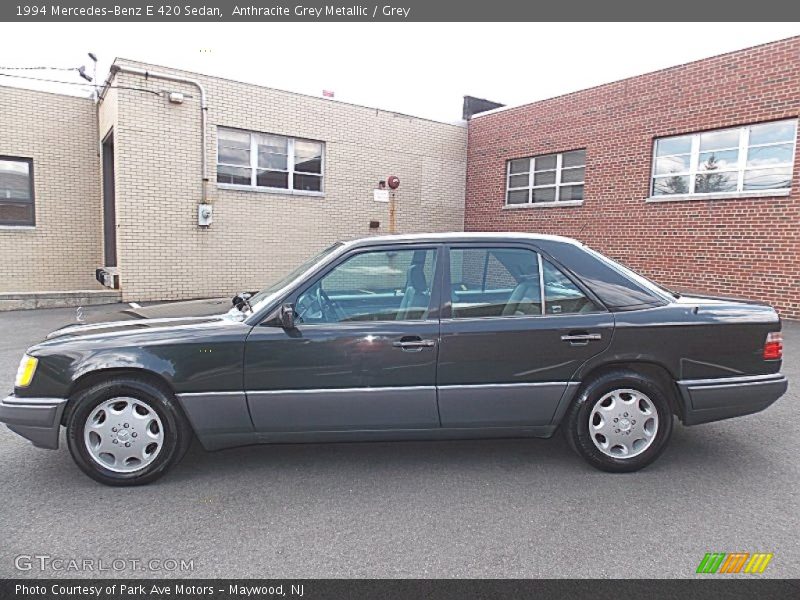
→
(561, 333, 602, 342)
(392, 338, 436, 351)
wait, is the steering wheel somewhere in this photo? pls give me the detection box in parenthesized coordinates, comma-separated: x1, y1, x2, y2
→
(318, 287, 347, 322)
(296, 285, 346, 323)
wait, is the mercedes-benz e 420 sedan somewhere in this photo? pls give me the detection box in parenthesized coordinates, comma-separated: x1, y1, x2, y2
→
(1, 233, 788, 485)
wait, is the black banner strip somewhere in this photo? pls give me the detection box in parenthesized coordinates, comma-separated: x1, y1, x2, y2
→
(3, 1, 800, 22)
(4, 579, 800, 600)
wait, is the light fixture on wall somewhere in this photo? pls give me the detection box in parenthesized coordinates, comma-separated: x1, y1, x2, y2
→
(87, 52, 98, 99)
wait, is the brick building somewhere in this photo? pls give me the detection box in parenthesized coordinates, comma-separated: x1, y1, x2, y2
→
(0, 59, 467, 306)
(0, 87, 104, 297)
(465, 36, 799, 318)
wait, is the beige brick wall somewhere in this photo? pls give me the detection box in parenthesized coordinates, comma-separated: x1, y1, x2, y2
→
(106, 60, 467, 302)
(0, 86, 103, 292)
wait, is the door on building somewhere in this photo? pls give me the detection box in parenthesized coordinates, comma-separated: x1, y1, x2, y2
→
(101, 131, 117, 267)
(436, 243, 615, 428)
(244, 245, 443, 433)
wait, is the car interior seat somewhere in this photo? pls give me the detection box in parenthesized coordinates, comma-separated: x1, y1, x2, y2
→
(502, 276, 542, 316)
(397, 263, 429, 320)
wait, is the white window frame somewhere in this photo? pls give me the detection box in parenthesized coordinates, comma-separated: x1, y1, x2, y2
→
(216, 128, 325, 196)
(505, 150, 585, 208)
(650, 119, 797, 200)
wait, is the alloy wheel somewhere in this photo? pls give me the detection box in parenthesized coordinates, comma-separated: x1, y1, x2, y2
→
(588, 388, 659, 459)
(83, 397, 165, 473)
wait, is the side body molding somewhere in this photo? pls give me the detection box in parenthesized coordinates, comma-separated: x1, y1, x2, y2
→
(176, 391, 254, 450)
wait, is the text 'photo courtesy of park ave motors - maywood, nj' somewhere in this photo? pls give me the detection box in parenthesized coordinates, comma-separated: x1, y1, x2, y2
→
(15, 583, 300, 597)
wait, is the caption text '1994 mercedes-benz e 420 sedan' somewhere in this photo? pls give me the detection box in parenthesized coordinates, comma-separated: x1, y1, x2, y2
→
(0, 233, 788, 485)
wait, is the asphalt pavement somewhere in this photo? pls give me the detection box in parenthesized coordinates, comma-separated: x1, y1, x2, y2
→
(0, 304, 797, 578)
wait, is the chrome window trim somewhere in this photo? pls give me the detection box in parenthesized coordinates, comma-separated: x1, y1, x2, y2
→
(537, 252, 546, 315)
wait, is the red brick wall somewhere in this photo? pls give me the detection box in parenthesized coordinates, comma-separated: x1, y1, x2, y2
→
(465, 36, 800, 319)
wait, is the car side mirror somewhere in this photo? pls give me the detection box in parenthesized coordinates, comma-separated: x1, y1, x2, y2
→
(279, 303, 295, 329)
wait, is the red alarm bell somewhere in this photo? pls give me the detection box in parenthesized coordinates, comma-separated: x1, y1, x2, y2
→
(387, 175, 400, 190)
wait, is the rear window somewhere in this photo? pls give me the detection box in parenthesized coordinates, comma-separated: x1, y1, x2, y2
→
(534, 241, 669, 310)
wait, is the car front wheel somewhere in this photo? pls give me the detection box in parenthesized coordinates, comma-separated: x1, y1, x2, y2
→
(565, 369, 673, 473)
(66, 377, 192, 486)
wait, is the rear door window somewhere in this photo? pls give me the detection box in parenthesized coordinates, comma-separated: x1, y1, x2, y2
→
(448, 248, 542, 318)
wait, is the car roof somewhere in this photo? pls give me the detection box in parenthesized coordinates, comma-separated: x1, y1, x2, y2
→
(341, 232, 583, 247)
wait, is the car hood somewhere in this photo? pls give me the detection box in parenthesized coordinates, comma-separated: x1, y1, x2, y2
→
(45, 298, 240, 341)
(117, 298, 234, 320)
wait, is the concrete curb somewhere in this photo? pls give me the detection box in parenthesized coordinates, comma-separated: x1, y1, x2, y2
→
(0, 290, 122, 311)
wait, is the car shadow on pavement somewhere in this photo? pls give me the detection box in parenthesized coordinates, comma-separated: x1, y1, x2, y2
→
(169, 434, 582, 481)
(160, 413, 789, 488)
(159, 423, 719, 486)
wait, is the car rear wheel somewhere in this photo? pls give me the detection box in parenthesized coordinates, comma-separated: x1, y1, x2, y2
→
(66, 377, 192, 486)
(565, 369, 673, 472)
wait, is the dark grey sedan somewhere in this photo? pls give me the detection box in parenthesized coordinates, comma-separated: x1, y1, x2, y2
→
(0, 233, 788, 485)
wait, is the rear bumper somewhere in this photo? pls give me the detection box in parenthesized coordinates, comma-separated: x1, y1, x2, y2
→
(677, 374, 788, 426)
(0, 395, 68, 449)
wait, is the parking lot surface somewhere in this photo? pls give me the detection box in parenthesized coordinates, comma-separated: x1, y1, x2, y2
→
(0, 304, 797, 578)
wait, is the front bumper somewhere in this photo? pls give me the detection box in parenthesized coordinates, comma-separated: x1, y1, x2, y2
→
(677, 373, 788, 426)
(0, 395, 68, 449)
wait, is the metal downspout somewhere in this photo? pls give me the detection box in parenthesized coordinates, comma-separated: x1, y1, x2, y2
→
(110, 64, 209, 204)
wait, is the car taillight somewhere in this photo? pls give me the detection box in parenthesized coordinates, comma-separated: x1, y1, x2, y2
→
(764, 332, 783, 360)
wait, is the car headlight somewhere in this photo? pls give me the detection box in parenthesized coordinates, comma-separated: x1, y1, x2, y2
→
(15, 354, 38, 388)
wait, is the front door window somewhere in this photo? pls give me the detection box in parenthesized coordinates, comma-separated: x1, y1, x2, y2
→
(295, 248, 437, 324)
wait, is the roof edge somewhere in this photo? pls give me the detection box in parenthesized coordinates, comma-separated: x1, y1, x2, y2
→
(471, 34, 800, 120)
(0, 82, 94, 102)
(110, 57, 466, 129)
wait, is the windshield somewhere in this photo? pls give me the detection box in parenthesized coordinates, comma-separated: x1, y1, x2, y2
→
(246, 242, 343, 310)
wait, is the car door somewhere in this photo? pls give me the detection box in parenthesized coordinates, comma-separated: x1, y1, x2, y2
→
(244, 244, 443, 432)
(437, 243, 614, 428)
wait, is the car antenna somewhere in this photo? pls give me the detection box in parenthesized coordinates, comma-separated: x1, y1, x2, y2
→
(576, 218, 590, 242)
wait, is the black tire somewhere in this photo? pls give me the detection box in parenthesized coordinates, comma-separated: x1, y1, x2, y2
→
(565, 369, 674, 473)
(66, 377, 192, 486)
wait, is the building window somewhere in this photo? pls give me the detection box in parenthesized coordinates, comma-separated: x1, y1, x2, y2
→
(0, 156, 34, 226)
(506, 149, 585, 206)
(216, 128, 324, 194)
(652, 120, 797, 197)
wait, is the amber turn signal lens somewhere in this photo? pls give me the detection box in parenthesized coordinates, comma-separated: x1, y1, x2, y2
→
(14, 355, 38, 388)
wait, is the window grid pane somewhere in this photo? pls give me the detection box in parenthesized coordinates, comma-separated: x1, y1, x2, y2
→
(505, 149, 586, 205)
(217, 128, 324, 193)
(651, 119, 797, 197)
